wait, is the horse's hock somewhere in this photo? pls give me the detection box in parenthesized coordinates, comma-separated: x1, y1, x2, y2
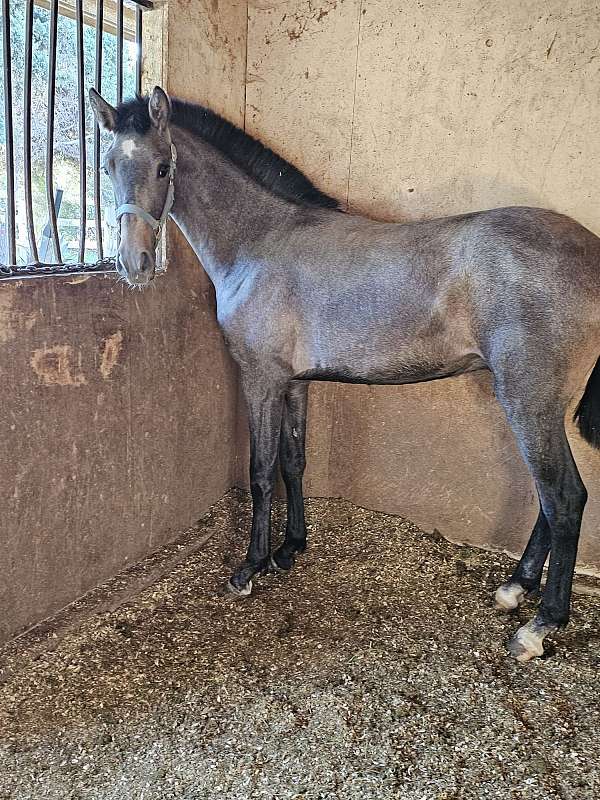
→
(2, 0, 600, 647)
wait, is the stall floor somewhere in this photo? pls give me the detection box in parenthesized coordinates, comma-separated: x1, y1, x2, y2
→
(1, 490, 599, 800)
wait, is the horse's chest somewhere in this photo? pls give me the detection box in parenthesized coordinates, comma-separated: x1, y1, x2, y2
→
(218, 298, 300, 367)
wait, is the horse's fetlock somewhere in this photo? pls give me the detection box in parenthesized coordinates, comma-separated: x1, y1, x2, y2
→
(538, 605, 570, 629)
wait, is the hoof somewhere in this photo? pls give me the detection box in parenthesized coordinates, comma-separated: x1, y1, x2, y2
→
(269, 553, 292, 574)
(226, 579, 253, 598)
(507, 621, 549, 662)
(495, 582, 526, 611)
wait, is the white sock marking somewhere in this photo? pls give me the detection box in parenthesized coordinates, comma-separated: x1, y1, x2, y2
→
(495, 582, 526, 610)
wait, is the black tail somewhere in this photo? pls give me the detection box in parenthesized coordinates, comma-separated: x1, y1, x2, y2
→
(574, 357, 600, 449)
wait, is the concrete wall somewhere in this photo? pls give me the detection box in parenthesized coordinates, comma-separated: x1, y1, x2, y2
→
(240, 0, 600, 569)
(0, 0, 246, 645)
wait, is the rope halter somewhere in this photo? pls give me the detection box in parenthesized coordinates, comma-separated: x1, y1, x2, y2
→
(114, 140, 177, 266)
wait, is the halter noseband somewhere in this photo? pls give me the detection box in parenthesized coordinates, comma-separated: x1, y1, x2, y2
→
(115, 141, 177, 269)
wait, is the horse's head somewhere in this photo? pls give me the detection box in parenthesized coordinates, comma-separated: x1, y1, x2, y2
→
(89, 85, 176, 288)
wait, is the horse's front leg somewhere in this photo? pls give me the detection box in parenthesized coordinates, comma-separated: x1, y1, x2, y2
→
(271, 381, 308, 572)
(228, 376, 286, 596)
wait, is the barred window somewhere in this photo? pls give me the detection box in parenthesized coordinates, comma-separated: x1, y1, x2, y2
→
(0, 0, 151, 280)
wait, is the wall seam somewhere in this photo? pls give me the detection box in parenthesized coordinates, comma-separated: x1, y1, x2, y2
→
(345, 0, 364, 211)
(243, 0, 249, 132)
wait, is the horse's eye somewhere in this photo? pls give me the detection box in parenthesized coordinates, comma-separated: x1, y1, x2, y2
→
(102, 166, 109, 176)
(157, 163, 169, 179)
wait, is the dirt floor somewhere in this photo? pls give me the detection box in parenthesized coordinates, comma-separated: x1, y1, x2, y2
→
(1, 490, 600, 800)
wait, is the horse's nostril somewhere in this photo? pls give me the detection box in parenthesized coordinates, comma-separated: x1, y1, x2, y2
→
(139, 251, 152, 273)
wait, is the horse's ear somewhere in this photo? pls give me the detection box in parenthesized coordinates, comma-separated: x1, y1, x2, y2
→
(89, 87, 116, 132)
(149, 86, 171, 132)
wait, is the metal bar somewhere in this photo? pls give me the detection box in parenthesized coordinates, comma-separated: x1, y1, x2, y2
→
(23, 0, 39, 263)
(135, 3, 142, 95)
(45, 0, 62, 263)
(116, 0, 123, 104)
(75, 0, 87, 263)
(40, 188, 63, 262)
(0, 257, 117, 281)
(2, 0, 17, 265)
(93, 0, 104, 260)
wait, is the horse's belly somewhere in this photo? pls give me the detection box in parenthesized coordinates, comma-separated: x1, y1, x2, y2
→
(293, 351, 487, 386)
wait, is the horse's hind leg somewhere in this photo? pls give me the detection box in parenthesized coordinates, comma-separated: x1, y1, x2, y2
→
(495, 507, 550, 610)
(272, 381, 308, 572)
(494, 385, 587, 661)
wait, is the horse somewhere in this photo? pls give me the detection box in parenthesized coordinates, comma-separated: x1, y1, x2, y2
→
(90, 85, 600, 662)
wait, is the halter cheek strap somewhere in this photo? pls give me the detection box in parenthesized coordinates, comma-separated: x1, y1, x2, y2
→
(115, 204, 162, 232)
(115, 141, 177, 266)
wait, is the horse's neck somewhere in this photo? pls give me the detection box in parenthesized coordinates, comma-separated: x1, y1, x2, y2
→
(168, 125, 289, 288)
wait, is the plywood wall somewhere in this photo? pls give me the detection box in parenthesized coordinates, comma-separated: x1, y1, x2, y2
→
(0, 0, 248, 645)
(242, 0, 600, 568)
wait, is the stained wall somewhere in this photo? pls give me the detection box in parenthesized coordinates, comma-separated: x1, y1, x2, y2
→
(0, 0, 246, 645)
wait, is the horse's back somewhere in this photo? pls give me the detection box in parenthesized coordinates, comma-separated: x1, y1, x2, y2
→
(285, 204, 600, 288)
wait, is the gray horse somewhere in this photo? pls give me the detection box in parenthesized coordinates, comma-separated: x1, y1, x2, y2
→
(90, 85, 600, 662)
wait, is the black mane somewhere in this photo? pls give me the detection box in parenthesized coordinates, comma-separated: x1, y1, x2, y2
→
(114, 95, 340, 210)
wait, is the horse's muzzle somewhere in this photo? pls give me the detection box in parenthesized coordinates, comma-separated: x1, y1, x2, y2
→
(117, 249, 156, 287)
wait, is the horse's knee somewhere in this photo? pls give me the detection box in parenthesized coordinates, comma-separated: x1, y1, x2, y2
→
(250, 476, 275, 504)
(282, 469, 305, 490)
(570, 481, 588, 513)
(281, 451, 306, 480)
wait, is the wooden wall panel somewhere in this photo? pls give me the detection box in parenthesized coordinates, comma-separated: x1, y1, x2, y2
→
(348, 0, 600, 228)
(1, 0, 248, 645)
(0, 270, 238, 644)
(165, 0, 248, 122)
(246, 0, 361, 198)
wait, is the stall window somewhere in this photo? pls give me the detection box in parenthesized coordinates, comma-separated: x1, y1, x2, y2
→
(0, 0, 152, 279)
